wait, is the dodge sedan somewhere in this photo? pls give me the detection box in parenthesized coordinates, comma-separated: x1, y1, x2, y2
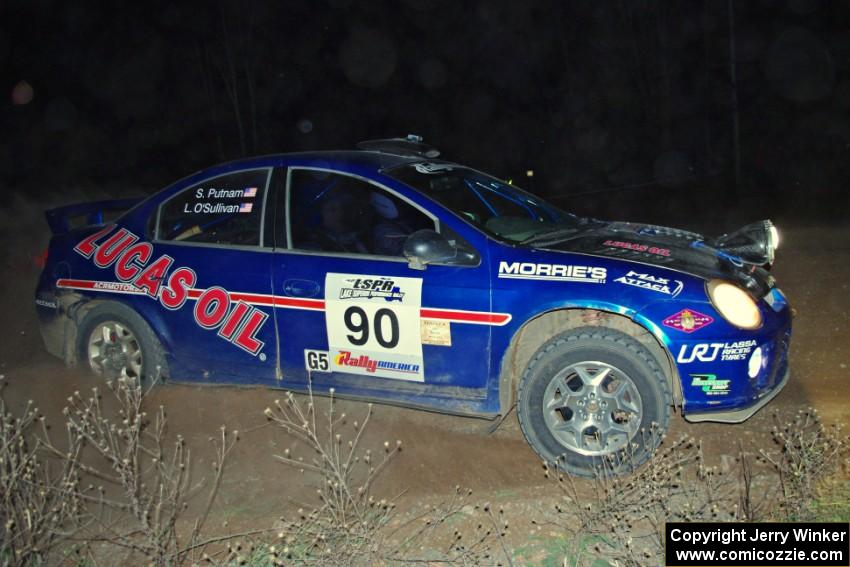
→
(35, 136, 791, 476)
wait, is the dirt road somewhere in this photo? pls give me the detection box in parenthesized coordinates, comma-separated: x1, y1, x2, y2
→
(2, 203, 848, 542)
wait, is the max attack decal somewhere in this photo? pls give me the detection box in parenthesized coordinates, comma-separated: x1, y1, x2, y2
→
(69, 225, 268, 356)
(498, 261, 606, 283)
(677, 340, 757, 363)
(614, 270, 683, 297)
(662, 309, 714, 333)
(689, 374, 730, 396)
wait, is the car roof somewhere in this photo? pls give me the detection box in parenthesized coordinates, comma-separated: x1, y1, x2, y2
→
(222, 150, 435, 173)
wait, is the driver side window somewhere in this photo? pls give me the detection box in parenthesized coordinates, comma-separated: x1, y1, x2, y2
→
(288, 169, 435, 257)
(157, 169, 270, 246)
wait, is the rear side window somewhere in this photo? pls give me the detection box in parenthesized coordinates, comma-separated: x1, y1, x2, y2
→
(157, 169, 270, 246)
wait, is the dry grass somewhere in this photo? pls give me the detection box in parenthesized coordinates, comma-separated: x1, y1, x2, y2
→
(3, 375, 248, 566)
(2, 373, 847, 567)
(262, 385, 513, 566)
(533, 412, 849, 566)
(0, 378, 88, 565)
(537, 430, 735, 566)
(760, 408, 848, 520)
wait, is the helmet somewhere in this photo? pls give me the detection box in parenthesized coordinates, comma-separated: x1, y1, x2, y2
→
(370, 192, 399, 220)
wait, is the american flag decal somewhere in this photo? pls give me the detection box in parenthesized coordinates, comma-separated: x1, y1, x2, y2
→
(243, 187, 257, 198)
(239, 202, 253, 213)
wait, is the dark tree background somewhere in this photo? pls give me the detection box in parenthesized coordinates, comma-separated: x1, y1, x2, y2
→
(3, 0, 849, 224)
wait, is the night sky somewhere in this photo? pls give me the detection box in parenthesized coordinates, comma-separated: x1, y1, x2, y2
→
(3, 0, 849, 224)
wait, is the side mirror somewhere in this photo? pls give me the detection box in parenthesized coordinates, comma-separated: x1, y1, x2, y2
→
(403, 229, 458, 270)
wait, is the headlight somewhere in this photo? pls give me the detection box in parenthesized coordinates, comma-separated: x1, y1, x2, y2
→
(769, 224, 780, 251)
(711, 219, 777, 266)
(707, 279, 762, 329)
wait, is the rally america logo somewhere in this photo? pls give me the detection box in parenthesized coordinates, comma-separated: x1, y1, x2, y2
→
(339, 277, 404, 302)
(614, 270, 683, 297)
(335, 351, 420, 375)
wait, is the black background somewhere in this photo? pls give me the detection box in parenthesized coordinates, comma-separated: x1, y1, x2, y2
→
(4, 1, 850, 226)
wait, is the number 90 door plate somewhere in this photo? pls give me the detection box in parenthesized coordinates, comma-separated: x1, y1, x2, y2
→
(323, 273, 425, 382)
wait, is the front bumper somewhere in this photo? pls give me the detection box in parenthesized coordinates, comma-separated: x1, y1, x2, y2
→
(684, 364, 789, 423)
(677, 302, 792, 422)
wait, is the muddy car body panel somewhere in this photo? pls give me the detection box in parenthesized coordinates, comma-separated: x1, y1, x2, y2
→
(35, 145, 792, 426)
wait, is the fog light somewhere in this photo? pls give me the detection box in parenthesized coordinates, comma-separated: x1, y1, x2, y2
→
(748, 346, 763, 379)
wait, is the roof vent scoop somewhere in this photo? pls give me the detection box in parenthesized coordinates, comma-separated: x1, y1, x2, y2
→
(357, 134, 440, 158)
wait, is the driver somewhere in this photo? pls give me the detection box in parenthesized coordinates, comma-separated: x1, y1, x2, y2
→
(370, 192, 413, 256)
(303, 192, 369, 253)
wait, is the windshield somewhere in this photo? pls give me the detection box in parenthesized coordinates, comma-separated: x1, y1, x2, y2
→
(387, 162, 582, 243)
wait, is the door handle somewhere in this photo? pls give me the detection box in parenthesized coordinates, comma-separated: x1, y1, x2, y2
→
(282, 279, 320, 298)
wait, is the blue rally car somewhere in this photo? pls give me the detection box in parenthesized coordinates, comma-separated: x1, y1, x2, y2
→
(35, 136, 791, 476)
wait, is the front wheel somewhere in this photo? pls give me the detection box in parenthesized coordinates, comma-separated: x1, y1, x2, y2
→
(517, 327, 671, 477)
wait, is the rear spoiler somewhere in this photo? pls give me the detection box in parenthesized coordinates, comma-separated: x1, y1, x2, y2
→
(45, 198, 142, 234)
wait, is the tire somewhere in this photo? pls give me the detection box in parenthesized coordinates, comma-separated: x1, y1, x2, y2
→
(517, 327, 671, 477)
(77, 302, 167, 386)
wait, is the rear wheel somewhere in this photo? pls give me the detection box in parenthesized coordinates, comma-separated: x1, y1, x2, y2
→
(517, 327, 670, 477)
(77, 303, 166, 386)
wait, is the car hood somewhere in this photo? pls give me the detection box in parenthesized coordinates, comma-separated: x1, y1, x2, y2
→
(542, 221, 774, 297)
